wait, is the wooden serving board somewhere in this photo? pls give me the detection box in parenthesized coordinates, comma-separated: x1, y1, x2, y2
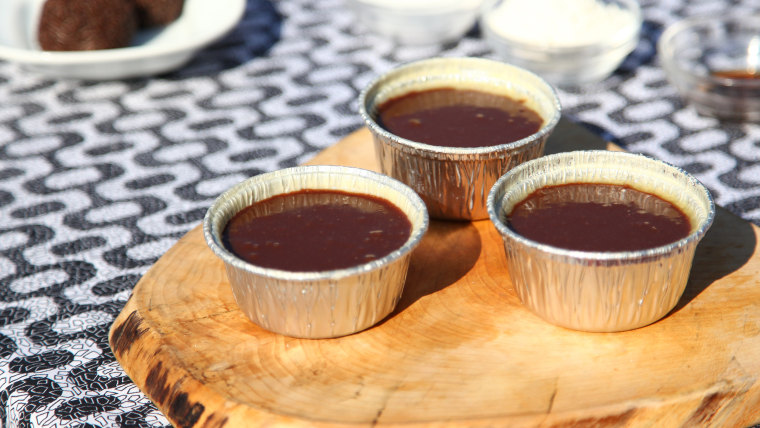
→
(109, 119, 760, 428)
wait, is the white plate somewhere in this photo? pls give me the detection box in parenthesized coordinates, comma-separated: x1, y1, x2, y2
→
(0, 0, 246, 80)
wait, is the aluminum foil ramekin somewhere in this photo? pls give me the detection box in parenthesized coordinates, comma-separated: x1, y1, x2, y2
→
(359, 57, 561, 220)
(203, 166, 429, 339)
(487, 151, 715, 332)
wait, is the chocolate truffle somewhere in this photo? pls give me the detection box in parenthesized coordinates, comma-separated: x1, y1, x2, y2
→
(37, 0, 138, 51)
(134, 0, 185, 27)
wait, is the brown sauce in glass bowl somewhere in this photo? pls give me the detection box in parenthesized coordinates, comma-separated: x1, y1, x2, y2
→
(376, 88, 543, 148)
(507, 183, 691, 252)
(711, 70, 760, 80)
(222, 189, 412, 272)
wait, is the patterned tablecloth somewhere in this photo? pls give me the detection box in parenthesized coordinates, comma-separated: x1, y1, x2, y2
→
(0, 0, 758, 426)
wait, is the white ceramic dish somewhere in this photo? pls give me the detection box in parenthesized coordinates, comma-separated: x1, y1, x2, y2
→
(0, 0, 246, 80)
(348, 0, 485, 45)
(481, 0, 641, 86)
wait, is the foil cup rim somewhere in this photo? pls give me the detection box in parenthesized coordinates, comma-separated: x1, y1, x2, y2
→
(358, 56, 562, 156)
(486, 150, 716, 262)
(203, 165, 430, 281)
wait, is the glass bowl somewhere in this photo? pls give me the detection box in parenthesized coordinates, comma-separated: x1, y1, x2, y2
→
(487, 150, 715, 332)
(480, 0, 641, 86)
(359, 56, 561, 221)
(203, 166, 429, 339)
(658, 15, 760, 121)
(348, 0, 485, 45)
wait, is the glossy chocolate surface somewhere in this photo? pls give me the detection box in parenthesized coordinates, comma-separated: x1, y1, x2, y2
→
(223, 189, 412, 272)
(376, 88, 543, 148)
(507, 183, 691, 252)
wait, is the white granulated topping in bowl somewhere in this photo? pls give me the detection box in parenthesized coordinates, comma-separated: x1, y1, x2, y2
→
(484, 0, 638, 47)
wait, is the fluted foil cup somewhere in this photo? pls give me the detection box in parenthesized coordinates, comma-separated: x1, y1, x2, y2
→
(359, 57, 561, 220)
(203, 166, 429, 339)
(487, 151, 715, 332)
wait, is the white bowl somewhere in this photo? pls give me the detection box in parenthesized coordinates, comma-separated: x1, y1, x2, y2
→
(481, 0, 641, 86)
(348, 0, 485, 45)
(0, 0, 245, 80)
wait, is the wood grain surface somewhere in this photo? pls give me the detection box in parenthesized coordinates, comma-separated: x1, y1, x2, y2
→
(109, 119, 760, 428)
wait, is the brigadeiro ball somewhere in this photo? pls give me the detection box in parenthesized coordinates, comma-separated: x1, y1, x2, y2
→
(38, 0, 138, 51)
(134, 0, 185, 27)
